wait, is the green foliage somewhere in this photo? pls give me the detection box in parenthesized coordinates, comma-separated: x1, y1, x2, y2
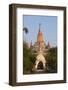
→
(46, 47, 57, 73)
(23, 41, 36, 74)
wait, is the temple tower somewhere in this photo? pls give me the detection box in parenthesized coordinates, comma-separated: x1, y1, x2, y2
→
(31, 24, 47, 72)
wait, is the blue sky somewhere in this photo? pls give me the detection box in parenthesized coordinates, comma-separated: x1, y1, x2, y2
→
(23, 15, 57, 47)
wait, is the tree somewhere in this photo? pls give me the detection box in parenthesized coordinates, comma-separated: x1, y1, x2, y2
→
(46, 47, 57, 73)
(23, 41, 36, 74)
(23, 27, 28, 34)
(23, 27, 31, 74)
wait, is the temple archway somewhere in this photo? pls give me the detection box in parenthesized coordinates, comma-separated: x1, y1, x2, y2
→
(34, 53, 46, 71)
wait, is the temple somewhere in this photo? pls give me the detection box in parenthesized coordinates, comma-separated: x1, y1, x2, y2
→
(30, 24, 51, 72)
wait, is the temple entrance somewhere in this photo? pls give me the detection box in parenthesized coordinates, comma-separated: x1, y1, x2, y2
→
(34, 54, 46, 72)
(37, 61, 43, 69)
